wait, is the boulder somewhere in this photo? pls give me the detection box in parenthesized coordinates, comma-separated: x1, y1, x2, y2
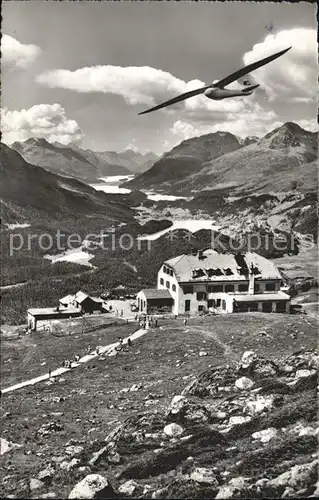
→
(244, 395, 275, 415)
(118, 480, 140, 496)
(65, 445, 84, 457)
(229, 416, 252, 427)
(252, 427, 278, 443)
(268, 460, 319, 492)
(60, 458, 81, 471)
(0, 437, 22, 455)
(38, 466, 55, 483)
(238, 351, 278, 377)
(190, 467, 219, 486)
(68, 474, 115, 499)
(163, 423, 184, 437)
(29, 478, 44, 492)
(235, 377, 254, 390)
(215, 477, 251, 499)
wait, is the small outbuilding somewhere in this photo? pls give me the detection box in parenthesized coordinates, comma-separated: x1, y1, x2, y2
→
(27, 306, 82, 331)
(59, 291, 107, 314)
(137, 288, 174, 315)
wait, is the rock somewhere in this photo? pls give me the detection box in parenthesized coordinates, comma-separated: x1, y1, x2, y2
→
(268, 459, 319, 492)
(199, 351, 208, 357)
(60, 458, 81, 471)
(252, 427, 278, 443)
(235, 377, 254, 390)
(166, 394, 211, 424)
(190, 467, 219, 486)
(29, 478, 44, 491)
(163, 423, 184, 437)
(38, 466, 55, 483)
(229, 416, 252, 427)
(295, 369, 317, 379)
(130, 384, 142, 392)
(89, 446, 107, 467)
(0, 437, 22, 455)
(68, 474, 115, 499)
(65, 445, 84, 457)
(39, 494, 57, 499)
(244, 395, 275, 415)
(118, 480, 139, 495)
(240, 351, 256, 369)
(108, 451, 121, 464)
(239, 351, 278, 377)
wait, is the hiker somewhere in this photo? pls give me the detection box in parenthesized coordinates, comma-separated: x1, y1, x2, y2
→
(183, 318, 188, 326)
(134, 314, 138, 321)
(109, 305, 112, 312)
(75, 355, 80, 362)
(155, 319, 158, 328)
(96, 346, 100, 355)
(120, 309, 123, 317)
(127, 337, 132, 347)
(48, 368, 52, 379)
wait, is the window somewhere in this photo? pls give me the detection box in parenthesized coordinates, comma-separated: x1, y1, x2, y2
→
(265, 282, 276, 292)
(225, 284, 234, 293)
(183, 286, 193, 294)
(163, 266, 167, 273)
(185, 300, 190, 312)
(222, 300, 226, 310)
(169, 269, 174, 277)
(197, 292, 207, 301)
(166, 281, 170, 289)
(207, 299, 215, 308)
(198, 305, 204, 312)
(238, 284, 249, 292)
(172, 284, 176, 292)
(254, 283, 260, 293)
(216, 299, 221, 307)
(208, 285, 223, 293)
(160, 278, 164, 286)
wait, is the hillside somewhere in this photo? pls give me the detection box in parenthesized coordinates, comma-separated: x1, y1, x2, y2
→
(124, 132, 242, 190)
(11, 138, 133, 182)
(0, 143, 133, 224)
(1, 314, 318, 499)
(124, 123, 317, 197)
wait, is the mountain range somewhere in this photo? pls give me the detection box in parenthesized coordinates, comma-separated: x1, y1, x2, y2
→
(124, 122, 317, 196)
(0, 143, 133, 224)
(10, 138, 158, 183)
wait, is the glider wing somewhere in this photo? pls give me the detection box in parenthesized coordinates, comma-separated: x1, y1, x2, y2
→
(214, 46, 291, 89)
(138, 85, 211, 115)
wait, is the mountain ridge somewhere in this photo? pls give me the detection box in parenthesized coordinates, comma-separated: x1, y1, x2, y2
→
(123, 123, 317, 196)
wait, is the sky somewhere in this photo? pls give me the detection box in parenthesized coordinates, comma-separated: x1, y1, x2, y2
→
(1, 0, 317, 154)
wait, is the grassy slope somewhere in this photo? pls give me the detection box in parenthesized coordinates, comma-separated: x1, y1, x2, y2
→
(1, 313, 317, 498)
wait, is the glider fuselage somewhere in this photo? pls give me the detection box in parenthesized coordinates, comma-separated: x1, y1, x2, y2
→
(204, 87, 253, 100)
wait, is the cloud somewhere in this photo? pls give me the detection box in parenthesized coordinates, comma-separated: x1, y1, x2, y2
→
(37, 65, 189, 106)
(243, 28, 317, 102)
(1, 34, 41, 69)
(1, 104, 83, 145)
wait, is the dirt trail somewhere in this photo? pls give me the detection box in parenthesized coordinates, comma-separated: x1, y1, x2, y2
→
(195, 326, 241, 362)
(1, 328, 147, 394)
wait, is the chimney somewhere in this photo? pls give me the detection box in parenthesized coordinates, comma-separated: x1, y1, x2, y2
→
(248, 263, 255, 295)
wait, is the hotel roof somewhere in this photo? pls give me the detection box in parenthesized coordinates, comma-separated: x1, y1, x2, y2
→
(164, 249, 282, 282)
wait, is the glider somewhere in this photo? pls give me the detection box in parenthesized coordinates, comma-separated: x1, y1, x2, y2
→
(138, 46, 291, 115)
